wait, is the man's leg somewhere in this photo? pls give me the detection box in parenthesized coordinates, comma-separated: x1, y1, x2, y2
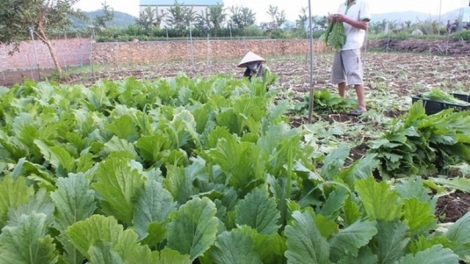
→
(338, 82, 347, 98)
(354, 84, 366, 110)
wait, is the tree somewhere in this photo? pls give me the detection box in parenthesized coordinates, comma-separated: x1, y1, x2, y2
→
(266, 5, 286, 29)
(165, 0, 195, 34)
(0, 0, 85, 75)
(94, 1, 114, 29)
(296, 6, 308, 35)
(137, 6, 166, 33)
(229, 5, 256, 31)
(195, 3, 226, 36)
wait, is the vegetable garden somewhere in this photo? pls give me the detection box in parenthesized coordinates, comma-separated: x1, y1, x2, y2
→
(0, 50, 470, 264)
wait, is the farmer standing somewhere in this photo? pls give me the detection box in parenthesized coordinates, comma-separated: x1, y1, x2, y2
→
(329, 0, 371, 116)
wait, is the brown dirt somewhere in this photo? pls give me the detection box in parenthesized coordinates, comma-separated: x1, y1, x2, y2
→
(436, 191, 470, 223)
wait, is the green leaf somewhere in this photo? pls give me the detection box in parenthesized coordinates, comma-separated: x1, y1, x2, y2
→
(0, 213, 58, 264)
(329, 220, 378, 262)
(394, 178, 432, 203)
(0, 175, 34, 228)
(428, 177, 470, 192)
(284, 210, 331, 264)
(446, 212, 470, 261)
(50, 173, 96, 232)
(92, 156, 145, 225)
(105, 115, 139, 142)
(34, 139, 76, 172)
(337, 247, 378, 264)
(157, 248, 191, 264)
(236, 226, 286, 264)
(210, 230, 263, 264)
(102, 136, 138, 158)
(88, 242, 123, 264)
(355, 177, 402, 221)
(235, 188, 281, 235)
(392, 245, 459, 264)
(133, 180, 176, 240)
(7, 189, 54, 227)
(320, 144, 350, 180)
(373, 220, 410, 264)
(167, 197, 218, 261)
(343, 196, 361, 225)
(403, 197, 436, 233)
(163, 164, 195, 205)
(319, 187, 348, 218)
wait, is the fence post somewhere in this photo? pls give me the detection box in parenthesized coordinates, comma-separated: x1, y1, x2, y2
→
(29, 26, 41, 80)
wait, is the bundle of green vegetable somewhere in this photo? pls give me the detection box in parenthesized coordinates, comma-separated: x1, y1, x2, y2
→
(421, 88, 470, 106)
(320, 21, 346, 51)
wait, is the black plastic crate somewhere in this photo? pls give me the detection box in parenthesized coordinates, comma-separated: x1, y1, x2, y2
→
(411, 92, 470, 115)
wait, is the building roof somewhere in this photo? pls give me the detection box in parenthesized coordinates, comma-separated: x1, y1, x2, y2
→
(140, 0, 222, 5)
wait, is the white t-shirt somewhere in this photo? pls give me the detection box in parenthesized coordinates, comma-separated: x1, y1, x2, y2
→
(337, 0, 371, 50)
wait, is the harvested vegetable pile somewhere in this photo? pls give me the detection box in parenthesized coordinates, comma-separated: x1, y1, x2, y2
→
(320, 21, 346, 51)
(421, 89, 470, 106)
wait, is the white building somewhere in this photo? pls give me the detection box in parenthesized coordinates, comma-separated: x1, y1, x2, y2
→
(139, 0, 222, 27)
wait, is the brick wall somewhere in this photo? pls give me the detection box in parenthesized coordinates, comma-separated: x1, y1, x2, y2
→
(0, 38, 92, 71)
(92, 39, 328, 65)
(1, 38, 327, 71)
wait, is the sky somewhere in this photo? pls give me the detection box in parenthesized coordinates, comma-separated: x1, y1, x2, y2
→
(73, 0, 469, 23)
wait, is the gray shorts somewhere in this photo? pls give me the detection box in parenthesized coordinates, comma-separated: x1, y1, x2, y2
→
(331, 49, 363, 86)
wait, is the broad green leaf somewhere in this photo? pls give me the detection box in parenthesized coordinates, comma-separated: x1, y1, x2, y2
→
(355, 177, 402, 221)
(0, 175, 34, 228)
(337, 247, 378, 264)
(394, 178, 432, 203)
(403, 197, 436, 233)
(92, 156, 145, 225)
(7, 189, 54, 227)
(393, 245, 459, 264)
(343, 196, 361, 225)
(88, 242, 123, 264)
(102, 136, 138, 158)
(67, 215, 125, 258)
(210, 230, 263, 264)
(139, 221, 167, 247)
(284, 210, 331, 264)
(0, 213, 58, 264)
(157, 248, 191, 264)
(133, 180, 176, 240)
(446, 212, 470, 261)
(237, 225, 286, 263)
(314, 214, 338, 238)
(429, 177, 470, 192)
(167, 197, 218, 261)
(409, 235, 453, 254)
(163, 164, 195, 205)
(320, 143, 350, 180)
(373, 220, 410, 264)
(329, 220, 378, 262)
(105, 115, 139, 142)
(319, 187, 349, 218)
(235, 188, 281, 235)
(34, 139, 76, 172)
(50, 173, 96, 231)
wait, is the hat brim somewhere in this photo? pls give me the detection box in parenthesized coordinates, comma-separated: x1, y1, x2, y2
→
(237, 52, 266, 67)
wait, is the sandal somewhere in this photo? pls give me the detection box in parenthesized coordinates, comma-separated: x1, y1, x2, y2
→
(348, 107, 366, 116)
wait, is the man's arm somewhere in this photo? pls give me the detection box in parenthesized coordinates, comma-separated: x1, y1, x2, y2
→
(332, 14, 369, 30)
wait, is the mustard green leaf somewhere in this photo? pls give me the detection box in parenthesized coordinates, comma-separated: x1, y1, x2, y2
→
(139, 221, 167, 248)
(167, 197, 218, 261)
(50, 173, 96, 232)
(320, 143, 350, 180)
(163, 164, 195, 205)
(88, 242, 123, 264)
(394, 178, 432, 203)
(392, 245, 459, 264)
(0, 175, 34, 228)
(285, 210, 331, 264)
(337, 247, 378, 264)
(66, 215, 125, 258)
(445, 212, 470, 261)
(355, 177, 402, 221)
(373, 220, 410, 264)
(329, 220, 378, 262)
(7, 189, 54, 227)
(157, 248, 191, 264)
(236, 225, 286, 263)
(343, 196, 361, 225)
(409, 235, 453, 254)
(319, 187, 349, 218)
(0, 213, 58, 264)
(105, 115, 139, 142)
(102, 136, 138, 158)
(314, 214, 339, 239)
(403, 197, 436, 233)
(429, 177, 470, 193)
(133, 180, 176, 240)
(34, 139, 76, 173)
(92, 157, 145, 225)
(235, 188, 281, 235)
(210, 230, 263, 264)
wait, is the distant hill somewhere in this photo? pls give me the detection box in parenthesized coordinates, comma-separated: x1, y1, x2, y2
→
(72, 10, 137, 28)
(371, 8, 464, 24)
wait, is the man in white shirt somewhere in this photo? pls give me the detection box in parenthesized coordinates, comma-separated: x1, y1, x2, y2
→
(329, 0, 371, 116)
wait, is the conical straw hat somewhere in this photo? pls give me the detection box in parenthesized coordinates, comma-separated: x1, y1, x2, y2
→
(237, 51, 266, 67)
